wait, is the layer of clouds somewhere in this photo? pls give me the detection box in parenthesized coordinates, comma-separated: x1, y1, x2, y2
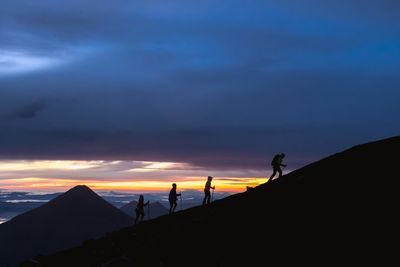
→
(0, 159, 265, 181)
(0, 1, 399, 171)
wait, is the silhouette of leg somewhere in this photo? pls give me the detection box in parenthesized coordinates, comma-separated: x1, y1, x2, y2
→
(202, 191, 208, 205)
(205, 191, 210, 204)
(277, 167, 282, 178)
(172, 202, 177, 213)
(134, 210, 139, 224)
(169, 201, 173, 214)
(203, 191, 211, 205)
(268, 168, 277, 183)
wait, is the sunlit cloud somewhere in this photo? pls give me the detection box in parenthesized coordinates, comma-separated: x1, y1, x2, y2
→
(0, 160, 104, 171)
(0, 50, 63, 75)
(126, 161, 193, 172)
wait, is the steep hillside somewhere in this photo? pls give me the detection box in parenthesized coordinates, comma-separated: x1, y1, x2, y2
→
(25, 136, 399, 266)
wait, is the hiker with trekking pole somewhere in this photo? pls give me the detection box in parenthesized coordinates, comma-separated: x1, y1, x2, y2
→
(134, 195, 150, 225)
(267, 153, 287, 183)
(202, 176, 215, 205)
(168, 183, 181, 214)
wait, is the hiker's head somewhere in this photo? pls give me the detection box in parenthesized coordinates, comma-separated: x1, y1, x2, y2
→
(172, 183, 177, 188)
(139, 195, 144, 200)
(208, 176, 213, 181)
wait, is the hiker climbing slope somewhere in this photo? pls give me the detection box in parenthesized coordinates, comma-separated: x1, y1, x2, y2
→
(135, 195, 149, 225)
(267, 153, 287, 183)
(168, 183, 181, 214)
(202, 176, 215, 205)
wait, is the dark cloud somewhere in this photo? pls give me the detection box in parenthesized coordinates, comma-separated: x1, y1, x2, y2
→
(0, 122, 394, 171)
(5, 100, 46, 119)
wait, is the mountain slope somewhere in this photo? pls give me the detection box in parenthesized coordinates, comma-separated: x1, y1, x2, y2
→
(0, 185, 132, 267)
(26, 136, 400, 266)
(120, 201, 169, 220)
(0, 201, 44, 221)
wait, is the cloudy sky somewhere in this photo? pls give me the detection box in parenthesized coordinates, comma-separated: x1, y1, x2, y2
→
(1, 0, 399, 192)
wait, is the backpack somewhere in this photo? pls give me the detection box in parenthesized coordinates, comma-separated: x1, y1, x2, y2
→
(271, 155, 279, 166)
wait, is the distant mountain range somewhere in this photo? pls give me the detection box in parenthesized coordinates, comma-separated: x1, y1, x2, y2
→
(120, 200, 168, 220)
(0, 190, 226, 224)
(23, 136, 399, 267)
(0, 185, 132, 267)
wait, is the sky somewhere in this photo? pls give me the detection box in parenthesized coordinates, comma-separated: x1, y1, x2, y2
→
(1, 0, 399, 192)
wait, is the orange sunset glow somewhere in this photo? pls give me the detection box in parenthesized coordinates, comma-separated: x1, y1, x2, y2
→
(0, 160, 267, 192)
(0, 177, 265, 192)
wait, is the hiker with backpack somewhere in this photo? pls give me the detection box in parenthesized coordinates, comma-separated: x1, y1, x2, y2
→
(202, 176, 215, 205)
(267, 153, 287, 183)
(168, 183, 181, 214)
(135, 195, 149, 225)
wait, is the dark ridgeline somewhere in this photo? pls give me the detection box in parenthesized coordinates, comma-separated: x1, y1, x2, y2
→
(0, 185, 132, 267)
(120, 201, 169, 220)
(21, 136, 400, 266)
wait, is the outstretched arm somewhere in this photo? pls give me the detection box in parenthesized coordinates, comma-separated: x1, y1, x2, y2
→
(144, 201, 150, 206)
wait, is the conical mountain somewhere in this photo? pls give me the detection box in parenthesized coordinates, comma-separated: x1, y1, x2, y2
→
(25, 136, 400, 266)
(0, 185, 132, 267)
(120, 200, 168, 219)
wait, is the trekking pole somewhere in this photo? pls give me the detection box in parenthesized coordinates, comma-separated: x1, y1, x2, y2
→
(180, 191, 182, 211)
(147, 201, 150, 220)
(211, 188, 215, 202)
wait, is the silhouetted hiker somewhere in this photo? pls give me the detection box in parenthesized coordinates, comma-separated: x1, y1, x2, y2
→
(202, 176, 215, 205)
(168, 183, 181, 214)
(267, 153, 287, 183)
(134, 195, 149, 225)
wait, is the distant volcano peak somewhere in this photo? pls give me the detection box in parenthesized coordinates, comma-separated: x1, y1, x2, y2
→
(65, 185, 94, 194)
(0, 184, 132, 267)
(53, 184, 100, 203)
